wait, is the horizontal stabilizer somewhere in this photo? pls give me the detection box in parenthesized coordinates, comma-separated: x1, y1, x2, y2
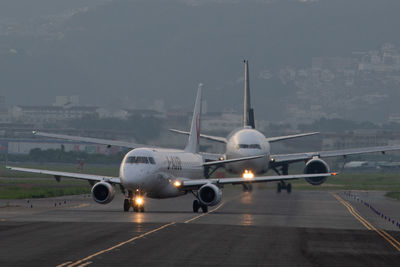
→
(202, 155, 265, 167)
(266, 132, 319, 143)
(169, 129, 227, 143)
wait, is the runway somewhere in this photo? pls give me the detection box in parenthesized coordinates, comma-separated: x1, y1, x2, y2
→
(0, 186, 399, 266)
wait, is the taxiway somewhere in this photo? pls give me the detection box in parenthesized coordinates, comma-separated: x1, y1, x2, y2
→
(0, 186, 399, 266)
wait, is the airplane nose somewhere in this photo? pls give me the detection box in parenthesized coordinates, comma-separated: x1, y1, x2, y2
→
(123, 166, 148, 187)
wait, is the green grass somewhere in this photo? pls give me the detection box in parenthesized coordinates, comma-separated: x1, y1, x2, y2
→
(2, 163, 400, 200)
(289, 173, 400, 191)
(385, 191, 400, 200)
(0, 186, 90, 199)
(0, 163, 117, 199)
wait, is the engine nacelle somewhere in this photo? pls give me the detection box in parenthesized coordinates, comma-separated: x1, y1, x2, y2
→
(198, 183, 222, 206)
(304, 158, 330, 185)
(91, 182, 115, 204)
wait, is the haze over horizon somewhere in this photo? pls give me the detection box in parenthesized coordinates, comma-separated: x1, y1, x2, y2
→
(1, 0, 400, 123)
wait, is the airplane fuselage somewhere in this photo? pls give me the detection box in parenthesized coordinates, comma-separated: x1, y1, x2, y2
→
(119, 148, 203, 199)
(225, 127, 270, 175)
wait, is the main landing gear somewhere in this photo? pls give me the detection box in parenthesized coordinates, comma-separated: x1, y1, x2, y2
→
(272, 164, 291, 194)
(277, 181, 291, 193)
(124, 190, 145, 212)
(192, 200, 208, 213)
(242, 183, 253, 192)
(191, 191, 208, 213)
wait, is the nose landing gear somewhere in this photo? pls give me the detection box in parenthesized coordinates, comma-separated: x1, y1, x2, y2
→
(124, 190, 145, 212)
(124, 198, 131, 212)
(133, 197, 145, 212)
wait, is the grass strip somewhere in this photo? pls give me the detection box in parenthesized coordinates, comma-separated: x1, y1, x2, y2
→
(385, 191, 400, 201)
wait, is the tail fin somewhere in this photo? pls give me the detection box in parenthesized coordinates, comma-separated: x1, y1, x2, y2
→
(243, 60, 255, 129)
(184, 83, 203, 153)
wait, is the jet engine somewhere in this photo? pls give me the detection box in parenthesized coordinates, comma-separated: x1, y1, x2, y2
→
(304, 158, 330, 185)
(91, 182, 115, 204)
(198, 184, 222, 206)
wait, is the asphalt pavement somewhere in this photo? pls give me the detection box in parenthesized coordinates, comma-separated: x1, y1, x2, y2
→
(0, 186, 399, 266)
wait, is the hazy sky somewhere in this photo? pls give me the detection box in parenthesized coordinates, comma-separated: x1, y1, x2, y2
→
(1, 0, 400, 122)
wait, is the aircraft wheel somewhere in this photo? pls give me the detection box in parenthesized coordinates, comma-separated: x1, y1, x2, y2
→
(277, 183, 282, 193)
(201, 204, 208, 213)
(140, 206, 145, 212)
(133, 205, 139, 212)
(247, 184, 253, 192)
(242, 184, 253, 192)
(123, 199, 130, 212)
(287, 183, 292, 193)
(193, 200, 200, 213)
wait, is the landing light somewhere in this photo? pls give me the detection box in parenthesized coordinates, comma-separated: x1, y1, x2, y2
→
(135, 197, 144, 206)
(173, 180, 182, 187)
(242, 170, 254, 179)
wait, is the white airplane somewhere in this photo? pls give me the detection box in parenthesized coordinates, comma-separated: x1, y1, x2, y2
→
(7, 84, 335, 213)
(170, 60, 400, 193)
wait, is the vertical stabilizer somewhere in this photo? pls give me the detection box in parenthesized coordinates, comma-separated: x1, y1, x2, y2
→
(243, 60, 255, 128)
(184, 84, 203, 153)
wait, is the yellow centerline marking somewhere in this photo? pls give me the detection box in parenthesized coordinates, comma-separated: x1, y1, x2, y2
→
(60, 199, 228, 267)
(332, 193, 400, 252)
(184, 202, 225, 224)
(64, 222, 176, 267)
(76, 262, 92, 267)
(55, 262, 72, 267)
(68, 203, 90, 209)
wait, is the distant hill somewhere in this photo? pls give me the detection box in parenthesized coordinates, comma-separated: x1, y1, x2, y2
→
(1, 0, 400, 122)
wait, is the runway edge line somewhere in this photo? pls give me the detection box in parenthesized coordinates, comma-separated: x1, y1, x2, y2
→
(332, 193, 400, 252)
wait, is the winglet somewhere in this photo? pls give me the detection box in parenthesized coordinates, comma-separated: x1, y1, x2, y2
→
(184, 84, 203, 153)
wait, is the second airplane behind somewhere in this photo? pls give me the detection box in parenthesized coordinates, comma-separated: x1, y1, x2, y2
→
(171, 60, 400, 193)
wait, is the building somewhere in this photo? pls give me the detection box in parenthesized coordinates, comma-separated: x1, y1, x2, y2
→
(0, 96, 8, 122)
(10, 105, 99, 125)
(0, 138, 122, 155)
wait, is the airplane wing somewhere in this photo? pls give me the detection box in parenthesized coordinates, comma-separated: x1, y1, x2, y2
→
(271, 144, 400, 164)
(6, 166, 121, 184)
(199, 152, 222, 161)
(202, 155, 265, 167)
(33, 131, 147, 149)
(178, 173, 336, 189)
(265, 132, 319, 143)
(169, 129, 227, 143)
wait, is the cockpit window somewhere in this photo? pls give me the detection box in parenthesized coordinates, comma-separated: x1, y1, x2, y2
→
(237, 144, 261, 149)
(126, 156, 153, 164)
(148, 157, 156, 164)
